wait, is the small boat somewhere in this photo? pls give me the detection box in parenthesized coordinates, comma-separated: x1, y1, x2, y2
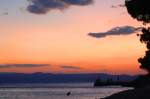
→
(66, 92, 71, 96)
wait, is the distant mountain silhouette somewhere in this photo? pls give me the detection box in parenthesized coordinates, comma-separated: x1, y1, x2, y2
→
(0, 72, 137, 83)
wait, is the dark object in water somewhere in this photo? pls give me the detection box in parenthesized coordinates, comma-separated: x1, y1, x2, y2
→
(66, 92, 71, 96)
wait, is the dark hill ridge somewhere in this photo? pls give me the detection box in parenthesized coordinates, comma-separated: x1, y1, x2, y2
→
(103, 87, 150, 99)
(0, 72, 136, 83)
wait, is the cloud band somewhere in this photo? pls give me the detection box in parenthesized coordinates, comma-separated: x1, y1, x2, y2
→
(0, 64, 50, 68)
(27, 0, 93, 14)
(88, 26, 142, 38)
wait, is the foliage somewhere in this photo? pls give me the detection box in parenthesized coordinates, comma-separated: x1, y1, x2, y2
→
(125, 0, 150, 74)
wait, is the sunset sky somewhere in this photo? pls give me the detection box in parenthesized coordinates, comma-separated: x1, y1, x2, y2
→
(0, 0, 146, 74)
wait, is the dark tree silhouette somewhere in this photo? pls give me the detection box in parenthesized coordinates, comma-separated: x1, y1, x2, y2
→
(125, 0, 150, 24)
(125, 0, 150, 74)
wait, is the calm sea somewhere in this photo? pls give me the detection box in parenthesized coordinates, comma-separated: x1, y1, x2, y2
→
(0, 83, 132, 99)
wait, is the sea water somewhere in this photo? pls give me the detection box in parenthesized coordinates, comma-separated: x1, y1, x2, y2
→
(0, 83, 132, 99)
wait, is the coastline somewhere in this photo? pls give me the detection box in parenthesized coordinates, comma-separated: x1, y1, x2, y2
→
(103, 87, 150, 99)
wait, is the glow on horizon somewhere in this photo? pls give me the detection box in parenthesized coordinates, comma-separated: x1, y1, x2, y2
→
(0, 0, 146, 74)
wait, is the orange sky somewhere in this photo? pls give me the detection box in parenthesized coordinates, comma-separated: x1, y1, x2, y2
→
(0, 0, 146, 75)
